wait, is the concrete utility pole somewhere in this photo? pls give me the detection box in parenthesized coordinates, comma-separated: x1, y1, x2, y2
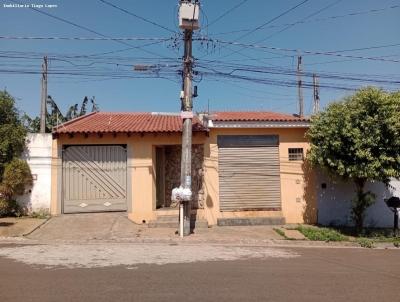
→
(40, 56, 48, 133)
(297, 55, 304, 118)
(312, 73, 320, 114)
(177, 0, 200, 237)
(180, 29, 194, 236)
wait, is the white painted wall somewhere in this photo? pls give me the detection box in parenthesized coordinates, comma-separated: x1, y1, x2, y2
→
(317, 172, 400, 228)
(16, 133, 52, 213)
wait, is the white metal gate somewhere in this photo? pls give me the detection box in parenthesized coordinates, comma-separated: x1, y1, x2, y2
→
(62, 145, 127, 213)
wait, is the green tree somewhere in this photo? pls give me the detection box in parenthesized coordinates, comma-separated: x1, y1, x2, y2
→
(24, 96, 99, 132)
(0, 91, 32, 216)
(0, 91, 27, 179)
(307, 87, 400, 233)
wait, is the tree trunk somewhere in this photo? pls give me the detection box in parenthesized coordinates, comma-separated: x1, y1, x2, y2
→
(353, 178, 366, 235)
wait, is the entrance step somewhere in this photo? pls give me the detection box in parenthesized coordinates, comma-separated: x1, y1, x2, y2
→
(155, 208, 179, 216)
(148, 215, 208, 229)
(217, 217, 285, 226)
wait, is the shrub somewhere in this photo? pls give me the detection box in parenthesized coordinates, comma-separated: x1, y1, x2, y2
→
(0, 90, 27, 178)
(357, 238, 375, 248)
(30, 208, 50, 219)
(0, 158, 32, 200)
(0, 198, 22, 217)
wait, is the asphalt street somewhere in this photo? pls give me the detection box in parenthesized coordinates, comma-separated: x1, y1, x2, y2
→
(0, 244, 399, 302)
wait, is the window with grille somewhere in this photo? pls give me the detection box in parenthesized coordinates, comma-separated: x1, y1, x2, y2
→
(288, 148, 304, 161)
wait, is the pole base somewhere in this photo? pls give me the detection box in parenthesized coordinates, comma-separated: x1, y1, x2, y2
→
(183, 219, 191, 236)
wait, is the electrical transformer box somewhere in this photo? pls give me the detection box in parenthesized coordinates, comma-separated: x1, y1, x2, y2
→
(179, 2, 200, 30)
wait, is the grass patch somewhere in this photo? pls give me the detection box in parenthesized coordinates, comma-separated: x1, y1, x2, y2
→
(293, 225, 400, 247)
(297, 225, 347, 242)
(273, 228, 287, 238)
(357, 238, 375, 248)
(339, 227, 400, 246)
(29, 209, 50, 219)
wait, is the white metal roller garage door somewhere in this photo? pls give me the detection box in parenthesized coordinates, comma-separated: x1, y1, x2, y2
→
(218, 135, 281, 211)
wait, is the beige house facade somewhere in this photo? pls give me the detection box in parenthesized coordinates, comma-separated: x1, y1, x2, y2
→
(50, 111, 317, 227)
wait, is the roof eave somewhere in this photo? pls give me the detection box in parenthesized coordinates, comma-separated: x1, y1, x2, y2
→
(209, 120, 310, 128)
(52, 112, 98, 133)
(54, 129, 208, 135)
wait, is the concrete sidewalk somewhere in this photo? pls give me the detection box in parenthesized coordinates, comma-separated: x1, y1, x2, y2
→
(15, 213, 397, 249)
(0, 217, 47, 237)
(27, 212, 283, 243)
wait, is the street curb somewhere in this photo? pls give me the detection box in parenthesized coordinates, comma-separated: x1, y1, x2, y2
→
(22, 217, 51, 237)
(2, 237, 399, 250)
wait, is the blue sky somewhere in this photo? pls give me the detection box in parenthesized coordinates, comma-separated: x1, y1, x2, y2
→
(1, 0, 399, 117)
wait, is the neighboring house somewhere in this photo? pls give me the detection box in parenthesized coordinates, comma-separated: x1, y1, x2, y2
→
(48, 111, 314, 227)
(203, 112, 314, 226)
(317, 174, 400, 228)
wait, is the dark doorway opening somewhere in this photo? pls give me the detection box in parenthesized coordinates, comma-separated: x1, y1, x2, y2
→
(155, 145, 204, 210)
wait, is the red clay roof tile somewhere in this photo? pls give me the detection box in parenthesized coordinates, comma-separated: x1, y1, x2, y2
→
(54, 112, 206, 134)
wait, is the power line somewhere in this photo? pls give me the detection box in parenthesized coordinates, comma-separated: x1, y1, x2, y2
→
(206, 0, 311, 62)
(195, 63, 400, 85)
(195, 58, 400, 78)
(204, 0, 250, 29)
(98, 0, 177, 33)
(318, 43, 400, 54)
(210, 4, 400, 36)
(258, 0, 343, 42)
(229, 0, 343, 66)
(2, 63, 397, 92)
(306, 53, 400, 66)
(199, 70, 360, 91)
(12, 33, 386, 57)
(82, 41, 171, 57)
(2, 48, 399, 83)
(0, 50, 180, 63)
(10, 0, 166, 58)
(234, 0, 311, 42)
(201, 38, 400, 63)
(0, 36, 172, 41)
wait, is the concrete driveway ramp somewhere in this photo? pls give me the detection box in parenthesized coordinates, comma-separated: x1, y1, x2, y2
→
(0, 218, 46, 237)
(28, 213, 137, 241)
(283, 229, 306, 240)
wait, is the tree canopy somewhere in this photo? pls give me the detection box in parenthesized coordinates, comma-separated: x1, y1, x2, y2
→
(307, 87, 400, 232)
(24, 96, 99, 133)
(307, 87, 400, 183)
(0, 90, 27, 180)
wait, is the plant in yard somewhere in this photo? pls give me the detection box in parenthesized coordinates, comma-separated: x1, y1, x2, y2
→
(30, 208, 50, 219)
(307, 87, 400, 234)
(0, 91, 32, 217)
(23, 95, 99, 132)
(297, 225, 347, 242)
(0, 91, 27, 178)
(0, 199, 22, 217)
(0, 159, 32, 200)
(357, 238, 375, 248)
